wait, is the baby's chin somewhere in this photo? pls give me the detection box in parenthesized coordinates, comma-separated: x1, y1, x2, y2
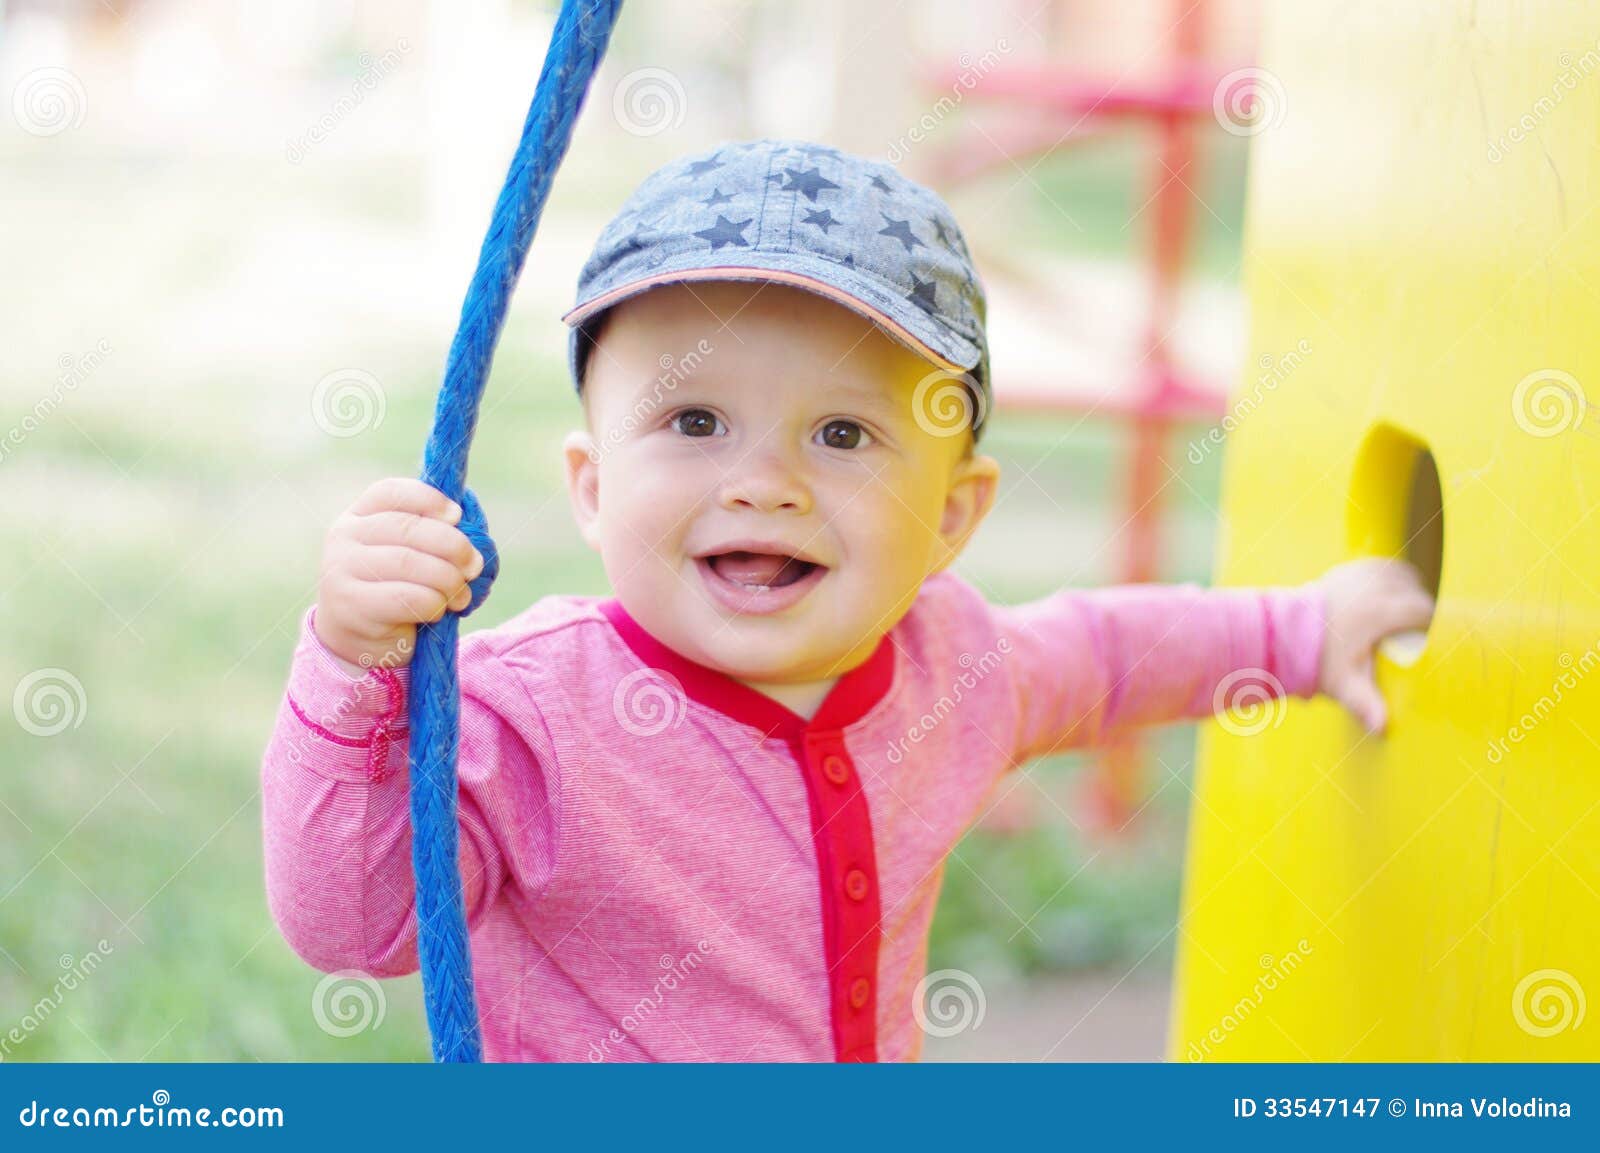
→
(612, 571, 883, 683)
(682, 624, 856, 686)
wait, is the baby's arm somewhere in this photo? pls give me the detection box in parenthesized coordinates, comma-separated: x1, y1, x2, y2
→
(260, 479, 550, 977)
(990, 577, 1322, 763)
(985, 557, 1432, 764)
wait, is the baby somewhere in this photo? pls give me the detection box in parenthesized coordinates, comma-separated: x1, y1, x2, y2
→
(262, 138, 1433, 1061)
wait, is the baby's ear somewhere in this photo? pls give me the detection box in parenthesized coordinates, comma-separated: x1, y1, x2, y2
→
(932, 451, 1000, 572)
(563, 429, 603, 551)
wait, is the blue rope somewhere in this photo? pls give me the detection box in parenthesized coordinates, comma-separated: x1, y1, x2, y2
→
(407, 0, 623, 1063)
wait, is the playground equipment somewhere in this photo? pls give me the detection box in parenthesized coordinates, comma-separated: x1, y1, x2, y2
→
(1171, 0, 1600, 1059)
(924, 0, 1230, 833)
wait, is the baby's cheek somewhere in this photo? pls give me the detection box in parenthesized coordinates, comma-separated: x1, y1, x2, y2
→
(595, 485, 668, 580)
(608, 470, 679, 549)
(848, 502, 938, 599)
(893, 482, 949, 551)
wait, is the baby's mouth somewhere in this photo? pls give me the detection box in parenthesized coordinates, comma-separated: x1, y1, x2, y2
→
(692, 543, 831, 615)
(702, 550, 821, 591)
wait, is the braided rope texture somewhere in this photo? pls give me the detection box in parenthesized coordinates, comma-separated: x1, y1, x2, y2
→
(407, 0, 623, 1062)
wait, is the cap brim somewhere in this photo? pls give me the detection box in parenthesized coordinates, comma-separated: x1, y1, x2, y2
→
(561, 262, 979, 379)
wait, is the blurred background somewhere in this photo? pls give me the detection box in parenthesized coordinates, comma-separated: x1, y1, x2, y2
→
(1, 0, 1273, 1060)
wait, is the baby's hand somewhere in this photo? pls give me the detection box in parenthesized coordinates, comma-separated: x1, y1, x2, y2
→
(1310, 557, 1435, 735)
(314, 478, 485, 675)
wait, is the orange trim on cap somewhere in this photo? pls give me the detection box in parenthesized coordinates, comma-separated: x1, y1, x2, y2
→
(561, 265, 968, 375)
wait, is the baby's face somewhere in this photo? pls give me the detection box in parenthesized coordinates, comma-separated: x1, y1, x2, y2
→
(565, 280, 998, 687)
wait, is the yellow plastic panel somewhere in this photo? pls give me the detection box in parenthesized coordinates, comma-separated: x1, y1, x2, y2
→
(1171, 1, 1600, 1060)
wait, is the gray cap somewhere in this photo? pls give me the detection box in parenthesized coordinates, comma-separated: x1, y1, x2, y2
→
(562, 137, 990, 439)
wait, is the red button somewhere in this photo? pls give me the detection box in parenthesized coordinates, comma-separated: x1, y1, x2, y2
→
(821, 754, 850, 785)
(848, 977, 871, 1009)
(844, 868, 869, 901)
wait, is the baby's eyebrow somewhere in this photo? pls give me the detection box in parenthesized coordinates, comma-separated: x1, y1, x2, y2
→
(629, 371, 703, 408)
(818, 384, 908, 422)
(637, 373, 912, 424)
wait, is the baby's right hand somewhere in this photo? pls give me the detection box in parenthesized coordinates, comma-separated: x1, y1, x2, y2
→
(314, 478, 486, 674)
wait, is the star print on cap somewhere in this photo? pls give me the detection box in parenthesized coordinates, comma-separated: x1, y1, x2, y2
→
(562, 137, 991, 440)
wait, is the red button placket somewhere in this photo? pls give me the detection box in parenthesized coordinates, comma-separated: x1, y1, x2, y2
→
(797, 730, 881, 1063)
(593, 596, 897, 1062)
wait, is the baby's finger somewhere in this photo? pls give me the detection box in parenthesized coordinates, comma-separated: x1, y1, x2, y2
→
(350, 477, 462, 524)
(350, 511, 482, 571)
(347, 545, 476, 596)
(1380, 586, 1436, 635)
(346, 580, 454, 626)
(1335, 660, 1388, 736)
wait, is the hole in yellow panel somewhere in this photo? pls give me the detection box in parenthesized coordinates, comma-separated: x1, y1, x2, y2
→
(1348, 422, 1443, 664)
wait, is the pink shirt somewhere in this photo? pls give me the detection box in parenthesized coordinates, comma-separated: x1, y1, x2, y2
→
(261, 569, 1324, 1061)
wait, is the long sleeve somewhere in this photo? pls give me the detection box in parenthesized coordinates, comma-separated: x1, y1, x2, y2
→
(260, 607, 558, 978)
(978, 577, 1326, 767)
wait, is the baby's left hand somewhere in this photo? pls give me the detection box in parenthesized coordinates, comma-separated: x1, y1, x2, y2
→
(1310, 557, 1436, 735)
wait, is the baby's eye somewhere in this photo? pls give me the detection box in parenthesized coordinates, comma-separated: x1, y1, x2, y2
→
(816, 419, 872, 451)
(672, 408, 724, 438)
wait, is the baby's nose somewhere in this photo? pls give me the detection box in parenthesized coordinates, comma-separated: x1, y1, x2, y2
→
(716, 448, 812, 514)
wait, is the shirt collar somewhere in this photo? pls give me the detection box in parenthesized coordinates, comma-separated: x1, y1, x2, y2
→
(596, 598, 896, 742)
